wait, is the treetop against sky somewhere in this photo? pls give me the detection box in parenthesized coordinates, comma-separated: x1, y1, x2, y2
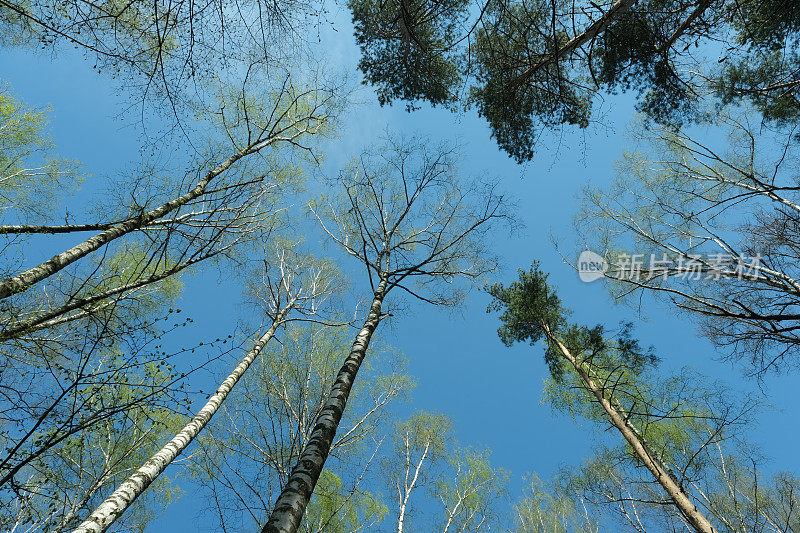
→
(1, 0, 799, 531)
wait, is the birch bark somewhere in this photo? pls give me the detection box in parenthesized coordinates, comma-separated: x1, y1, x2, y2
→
(0, 143, 261, 300)
(72, 301, 294, 533)
(396, 438, 428, 533)
(261, 279, 387, 533)
(0, 253, 210, 341)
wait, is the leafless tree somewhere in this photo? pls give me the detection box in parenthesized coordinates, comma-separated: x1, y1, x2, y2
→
(262, 137, 509, 532)
(578, 116, 800, 374)
(73, 240, 343, 533)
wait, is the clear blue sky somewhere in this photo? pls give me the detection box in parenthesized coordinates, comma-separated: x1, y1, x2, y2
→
(2, 2, 798, 529)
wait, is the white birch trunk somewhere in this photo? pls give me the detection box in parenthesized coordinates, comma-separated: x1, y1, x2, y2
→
(0, 145, 258, 300)
(261, 279, 387, 533)
(397, 439, 428, 533)
(71, 303, 293, 533)
(0, 254, 208, 341)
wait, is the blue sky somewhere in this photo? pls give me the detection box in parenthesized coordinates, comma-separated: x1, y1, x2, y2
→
(2, 2, 799, 529)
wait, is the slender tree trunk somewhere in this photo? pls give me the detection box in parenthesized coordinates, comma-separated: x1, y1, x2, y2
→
(441, 490, 462, 533)
(57, 470, 112, 530)
(71, 302, 294, 533)
(397, 438, 428, 533)
(261, 279, 388, 533)
(0, 144, 262, 301)
(656, 0, 715, 53)
(397, 496, 408, 533)
(542, 325, 718, 533)
(0, 223, 113, 235)
(0, 254, 212, 341)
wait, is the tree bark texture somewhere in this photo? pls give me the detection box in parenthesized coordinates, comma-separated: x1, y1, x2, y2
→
(261, 279, 387, 533)
(72, 303, 293, 533)
(0, 148, 255, 300)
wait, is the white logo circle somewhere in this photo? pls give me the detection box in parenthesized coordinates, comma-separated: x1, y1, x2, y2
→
(578, 250, 607, 282)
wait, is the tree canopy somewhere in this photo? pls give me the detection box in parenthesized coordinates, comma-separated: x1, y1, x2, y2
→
(2, 0, 800, 531)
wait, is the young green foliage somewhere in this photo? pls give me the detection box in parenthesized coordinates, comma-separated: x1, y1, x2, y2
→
(0, 85, 79, 223)
(191, 324, 410, 532)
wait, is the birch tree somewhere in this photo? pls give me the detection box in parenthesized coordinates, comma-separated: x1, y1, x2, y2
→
(0, 285, 195, 493)
(390, 413, 452, 533)
(0, 66, 337, 302)
(262, 137, 507, 532)
(384, 412, 506, 533)
(1, 385, 186, 533)
(190, 323, 407, 532)
(0, 86, 79, 224)
(513, 474, 599, 533)
(435, 448, 507, 532)
(0, 68, 338, 493)
(578, 118, 800, 374)
(72, 241, 343, 533)
(0, 65, 340, 532)
(0, 0, 323, 122)
(0, 339, 191, 532)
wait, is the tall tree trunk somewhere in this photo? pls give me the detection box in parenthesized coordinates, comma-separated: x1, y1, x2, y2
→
(261, 279, 388, 533)
(57, 469, 113, 531)
(542, 325, 718, 533)
(71, 301, 295, 533)
(0, 253, 212, 341)
(397, 437, 428, 533)
(0, 143, 262, 301)
(656, 0, 715, 53)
